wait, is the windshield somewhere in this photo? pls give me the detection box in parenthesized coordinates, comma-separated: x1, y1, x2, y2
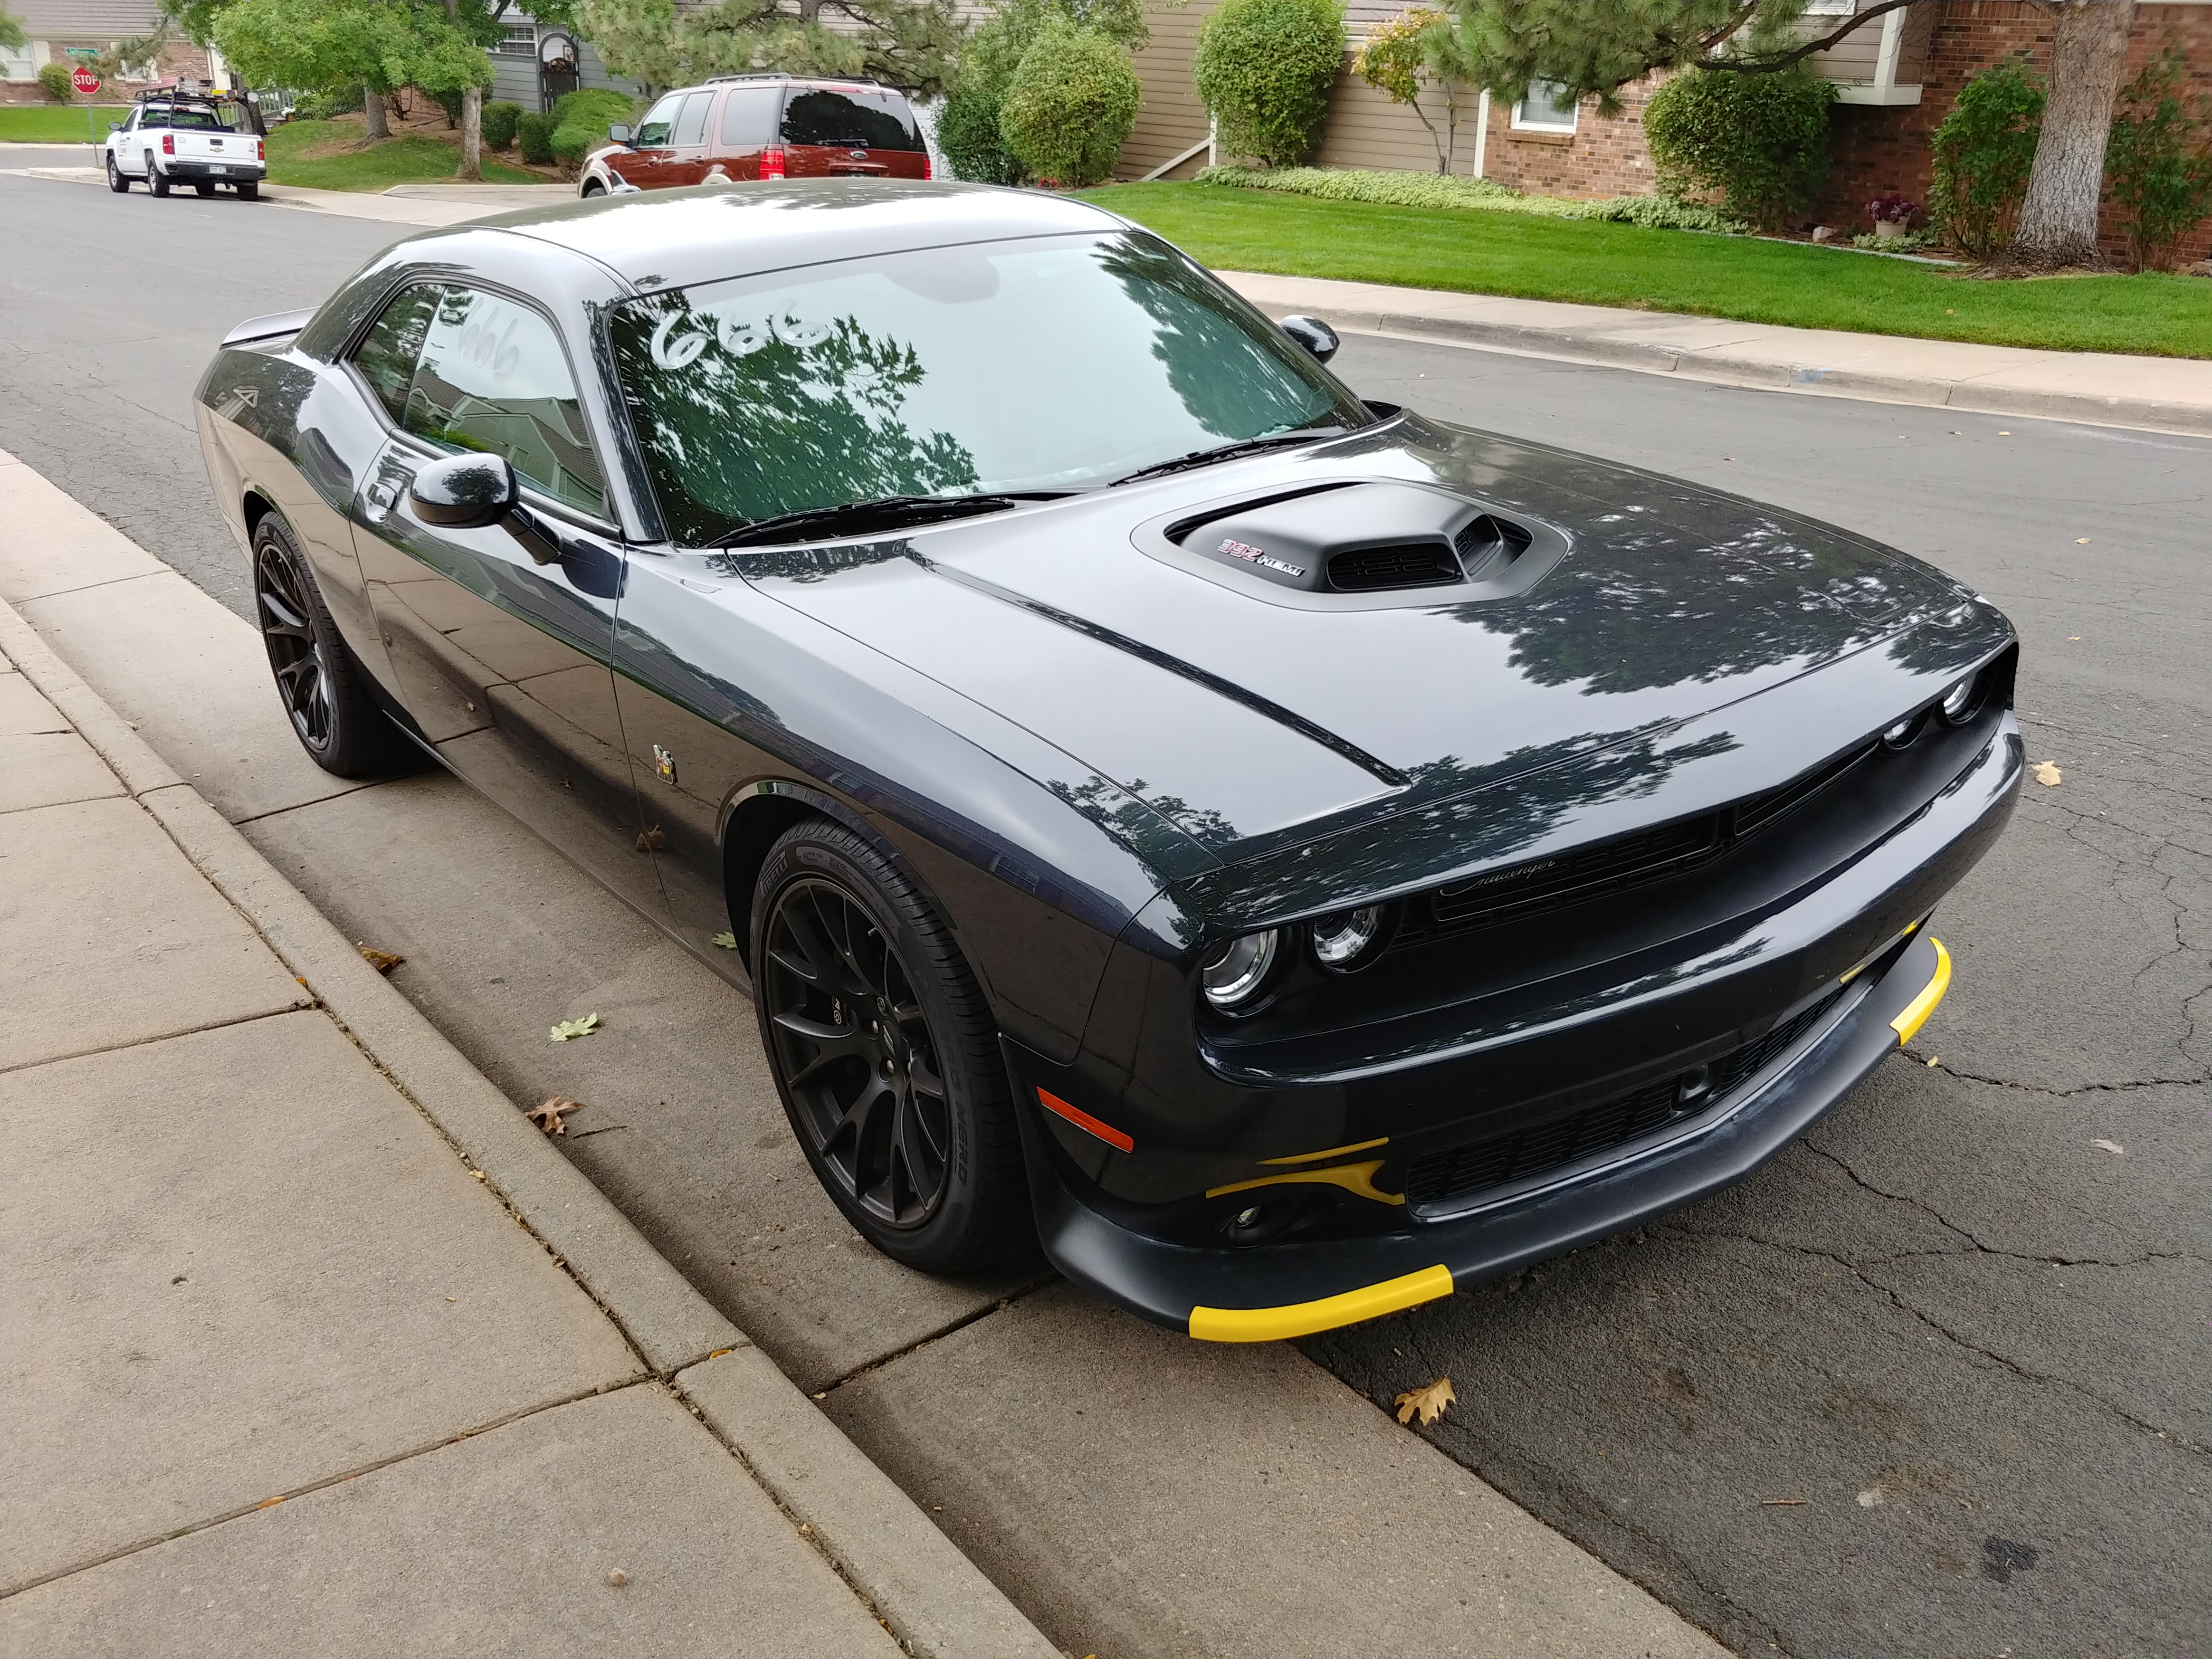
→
(608, 231, 1371, 546)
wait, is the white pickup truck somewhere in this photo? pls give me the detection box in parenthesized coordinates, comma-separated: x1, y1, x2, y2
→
(104, 92, 265, 200)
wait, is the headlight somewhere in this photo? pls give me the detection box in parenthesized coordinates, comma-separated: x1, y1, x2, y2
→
(1311, 906, 1386, 972)
(1939, 672, 1983, 724)
(1201, 930, 1280, 1010)
(1881, 714, 1922, 750)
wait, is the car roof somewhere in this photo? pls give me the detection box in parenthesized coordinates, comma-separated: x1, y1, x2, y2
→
(467, 180, 1132, 294)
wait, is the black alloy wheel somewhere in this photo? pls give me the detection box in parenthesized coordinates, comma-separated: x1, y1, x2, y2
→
(753, 820, 1029, 1272)
(106, 155, 127, 192)
(250, 516, 409, 777)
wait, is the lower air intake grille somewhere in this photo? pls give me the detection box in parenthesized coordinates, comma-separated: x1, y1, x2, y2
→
(1404, 984, 1850, 1211)
(1327, 542, 1462, 591)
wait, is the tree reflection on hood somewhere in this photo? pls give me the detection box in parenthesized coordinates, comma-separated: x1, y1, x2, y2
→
(612, 292, 980, 545)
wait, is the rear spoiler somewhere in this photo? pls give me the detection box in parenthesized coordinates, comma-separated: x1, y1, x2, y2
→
(221, 307, 315, 348)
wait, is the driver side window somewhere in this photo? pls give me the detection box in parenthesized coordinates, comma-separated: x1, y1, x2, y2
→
(634, 92, 682, 147)
(352, 283, 607, 518)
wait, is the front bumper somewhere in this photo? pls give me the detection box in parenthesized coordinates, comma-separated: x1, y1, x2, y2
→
(1018, 926, 1951, 1340)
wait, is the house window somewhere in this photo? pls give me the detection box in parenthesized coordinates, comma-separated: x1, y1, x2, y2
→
(0, 40, 38, 81)
(493, 24, 537, 56)
(1511, 79, 1579, 133)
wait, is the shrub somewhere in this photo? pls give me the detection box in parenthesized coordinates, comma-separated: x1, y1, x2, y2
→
(37, 60, 76, 102)
(482, 100, 523, 151)
(1000, 20, 1140, 187)
(291, 84, 365, 121)
(516, 110, 555, 166)
(1849, 227, 1945, 253)
(426, 85, 464, 128)
(1928, 58, 2043, 258)
(1193, 0, 1344, 169)
(940, 81, 1022, 183)
(549, 88, 635, 172)
(1866, 191, 1920, 225)
(2104, 46, 2212, 273)
(1642, 63, 1834, 230)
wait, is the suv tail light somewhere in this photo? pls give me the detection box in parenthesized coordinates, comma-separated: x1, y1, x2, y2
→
(162, 133, 174, 155)
(922, 152, 932, 180)
(760, 145, 786, 180)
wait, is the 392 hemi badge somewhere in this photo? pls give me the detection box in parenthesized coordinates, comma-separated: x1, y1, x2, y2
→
(1216, 536, 1306, 578)
(653, 744, 677, 783)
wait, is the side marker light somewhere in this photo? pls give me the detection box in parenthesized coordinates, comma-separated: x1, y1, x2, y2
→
(1038, 1087, 1133, 1153)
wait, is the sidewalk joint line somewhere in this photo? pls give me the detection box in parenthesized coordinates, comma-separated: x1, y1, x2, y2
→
(0, 1002, 318, 1077)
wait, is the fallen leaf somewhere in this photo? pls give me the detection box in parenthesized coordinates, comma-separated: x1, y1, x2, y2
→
(1926, 1053, 1940, 1068)
(1395, 1375, 1456, 1426)
(2067, 636, 2082, 641)
(1998, 430, 2012, 435)
(2091, 1138, 2125, 1155)
(2075, 537, 2091, 544)
(635, 826, 667, 852)
(549, 1012, 601, 1042)
(2031, 761, 2062, 787)
(357, 943, 405, 974)
(256, 1495, 286, 1510)
(711, 930, 739, 950)
(607, 1567, 629, 1588)
(527, 1095, 587, 1135)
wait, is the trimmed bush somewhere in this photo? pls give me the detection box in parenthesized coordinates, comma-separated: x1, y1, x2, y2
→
(1190, 164, 1748, 232)
(1193, 0, 1344, 169)
(2104, 46, 2212, 273)
(37, 61, 76, 103)
(291, 84, 365, 121)
(1642, 64, 1834, 230)
(516, 111, 555, 166)
(482, 100, 523, 151)
(940, 81, 1022, 183)
(549, 88, 636, 172)
(1928, 59, 2043, 258)
(1000, 20, 1140, 187)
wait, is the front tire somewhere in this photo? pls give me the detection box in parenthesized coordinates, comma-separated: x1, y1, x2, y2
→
(106, 155, 128, 192)
(251, 515, 408, 777)
(753, 819, 1030, 1274)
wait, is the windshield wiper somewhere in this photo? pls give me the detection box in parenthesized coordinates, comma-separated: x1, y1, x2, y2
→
(709, 492, 1066, 550)
(1107, 426, 1355, 488)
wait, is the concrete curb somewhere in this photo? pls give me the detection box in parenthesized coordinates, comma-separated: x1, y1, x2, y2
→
(0, 596, 1056, 1659)
(1324, 308, 2212, 440)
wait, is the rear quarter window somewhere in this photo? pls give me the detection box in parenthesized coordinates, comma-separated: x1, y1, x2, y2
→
(781, 87, 921, 152)
(719, 85, 779, 147)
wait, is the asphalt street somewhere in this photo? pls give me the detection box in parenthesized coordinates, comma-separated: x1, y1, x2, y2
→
(4, 169, 2206, 1658)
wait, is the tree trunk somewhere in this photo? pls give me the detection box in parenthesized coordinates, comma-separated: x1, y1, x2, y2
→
(363, 85, 389, 141)
(459, 83, 483, 180)
(1988, 0, 2136, 274)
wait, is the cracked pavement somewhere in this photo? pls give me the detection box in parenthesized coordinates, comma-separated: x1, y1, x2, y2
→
(4, 169, 2205, 1657)
(1306, 335, 2210, 1659)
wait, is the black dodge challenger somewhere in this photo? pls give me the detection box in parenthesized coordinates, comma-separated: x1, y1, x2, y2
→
(195, 182, 2020, 1342)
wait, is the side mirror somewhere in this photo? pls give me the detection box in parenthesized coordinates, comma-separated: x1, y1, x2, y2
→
(608, 123, 632, 146)
(1278, 314, 1340, 364)
(108, 123, 123, 133)
(409, 452, 515, 529)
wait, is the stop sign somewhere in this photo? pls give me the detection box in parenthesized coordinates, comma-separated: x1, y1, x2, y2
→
(70, 67, 101, 95)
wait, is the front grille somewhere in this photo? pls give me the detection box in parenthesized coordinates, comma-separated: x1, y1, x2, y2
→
(1327, 542, 1462, 591)
(1404, 983, 1850, 1211)
(1395, 743, 1875, 948)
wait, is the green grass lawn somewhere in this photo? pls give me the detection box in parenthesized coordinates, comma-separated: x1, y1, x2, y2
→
(1083, 182, 2212, 359)
(0, 105, 133, 143)
(265, 119, 541, 191)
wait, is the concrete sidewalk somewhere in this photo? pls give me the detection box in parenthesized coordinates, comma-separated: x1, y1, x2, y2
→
(0, 511, 1050, 1650)
(1220, 270, 2212, 439)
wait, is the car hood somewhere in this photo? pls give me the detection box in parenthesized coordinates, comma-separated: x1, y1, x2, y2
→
(739, 414, 2009, 879)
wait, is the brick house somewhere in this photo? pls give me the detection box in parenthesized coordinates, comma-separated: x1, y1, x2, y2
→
(0, 0, 223, 105)
(1116, 0, 2212, 265)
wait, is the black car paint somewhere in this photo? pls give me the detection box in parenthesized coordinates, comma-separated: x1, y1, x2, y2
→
(194, 180, 2020, 1335)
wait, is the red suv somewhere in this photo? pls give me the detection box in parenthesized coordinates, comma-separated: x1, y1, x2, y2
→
(579, 74, 931, 196)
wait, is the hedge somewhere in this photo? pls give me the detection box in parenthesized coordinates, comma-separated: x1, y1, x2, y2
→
(1190, 165, 1749, 232)
(1642, 64, 1835, 230)
(482, 99, 523, 151)
(549, 88, 637, 172)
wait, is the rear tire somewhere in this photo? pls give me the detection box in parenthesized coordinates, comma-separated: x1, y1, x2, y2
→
(106, 155, 128, 192)
(580, 180, 604, 198)
(235, 181, 259, 200)
(147, 156, 169, 197)
(251, 515, 410, 777)
(752, 819, 1031, 1274)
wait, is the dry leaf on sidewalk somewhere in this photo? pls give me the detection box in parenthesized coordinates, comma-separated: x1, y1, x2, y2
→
(711, 930, 739, 950)
(527, 1096, 587, 1135)
(2031, 761, 2063, 787)
(550, 1012, 601, 1042)
(1395, 1375, 1456, 1426)
(635, 826, 667, 852)
(357, 944, 405, 973)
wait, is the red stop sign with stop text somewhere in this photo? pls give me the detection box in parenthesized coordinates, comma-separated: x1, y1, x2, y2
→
(71, 67, 102, 95)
